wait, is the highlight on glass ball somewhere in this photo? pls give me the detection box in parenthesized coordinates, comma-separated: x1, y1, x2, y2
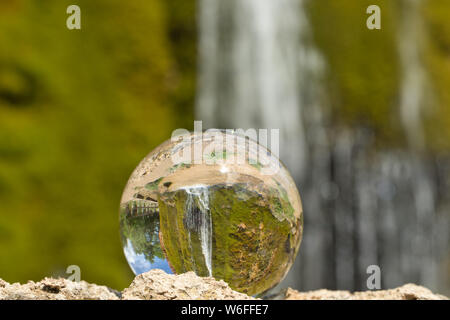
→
(119, 130, 303, 296)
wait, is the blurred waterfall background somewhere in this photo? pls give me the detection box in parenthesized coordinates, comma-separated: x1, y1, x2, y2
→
(196, 0, 450, 293)
(0, 0, 449, 293)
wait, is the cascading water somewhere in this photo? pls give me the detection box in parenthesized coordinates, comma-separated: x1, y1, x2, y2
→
(183, 186, 213, 276)
(197, 0, 310, 179)
(196, 0, 450, 292)
(398, 0, 428, 150)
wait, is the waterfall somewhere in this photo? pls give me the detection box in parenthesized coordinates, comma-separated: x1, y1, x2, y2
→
(196, 0, 332, 289)
(196, 0, 450, 292)
(184, 186, 213, 276)
(398, 0, 427, 150)
(197, 0, 313, 179)
(395, 0, 440, 288)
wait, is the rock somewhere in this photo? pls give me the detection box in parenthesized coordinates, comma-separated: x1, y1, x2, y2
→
(0, 279, 9, 288)
(285, 288, 353, 300)
(0, 277, 119, 300)
(285, 284, 448, 300)
(122, 269, 254, 300)
(2, 272, 447, 300)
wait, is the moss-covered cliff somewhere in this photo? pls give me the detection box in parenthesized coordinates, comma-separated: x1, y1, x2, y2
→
(0, 0, 196, 289)
(307, 0, 450, 151)
(158, 183, 301, 296)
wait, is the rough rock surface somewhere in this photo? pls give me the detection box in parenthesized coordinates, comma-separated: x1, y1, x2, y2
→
(0, 279, 9, 288)
(285, 284, 448, 300)
(122, 269, 253, 300)
(0, 277, 119, 300)
(1, 270, 448, 300)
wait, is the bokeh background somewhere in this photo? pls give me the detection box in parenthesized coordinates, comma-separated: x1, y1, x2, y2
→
(0, 0, 449, 294)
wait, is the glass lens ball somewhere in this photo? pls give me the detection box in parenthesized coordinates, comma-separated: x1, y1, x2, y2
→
(119, 130, 303, 296)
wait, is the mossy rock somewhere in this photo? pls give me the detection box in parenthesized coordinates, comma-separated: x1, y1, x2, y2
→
(158, 183, 301, 296)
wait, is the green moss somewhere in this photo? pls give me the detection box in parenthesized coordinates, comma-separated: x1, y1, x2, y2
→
(0, 0, 197, 289)
(145, 178, 163, 191)
(158, 183, 298, 296)
(423, 0, 450, 152)
(210, 185, 294, 295)
(269, 181, 296, 223)
(306, 0, 402, 146)
(169, 162, 192, 173)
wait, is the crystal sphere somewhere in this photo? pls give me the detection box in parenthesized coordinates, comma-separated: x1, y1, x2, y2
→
(119, 130, 303, 296)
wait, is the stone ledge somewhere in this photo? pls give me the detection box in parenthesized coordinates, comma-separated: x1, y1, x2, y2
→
(285, 284, 448, 300)
(1, 269, 447, 300)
